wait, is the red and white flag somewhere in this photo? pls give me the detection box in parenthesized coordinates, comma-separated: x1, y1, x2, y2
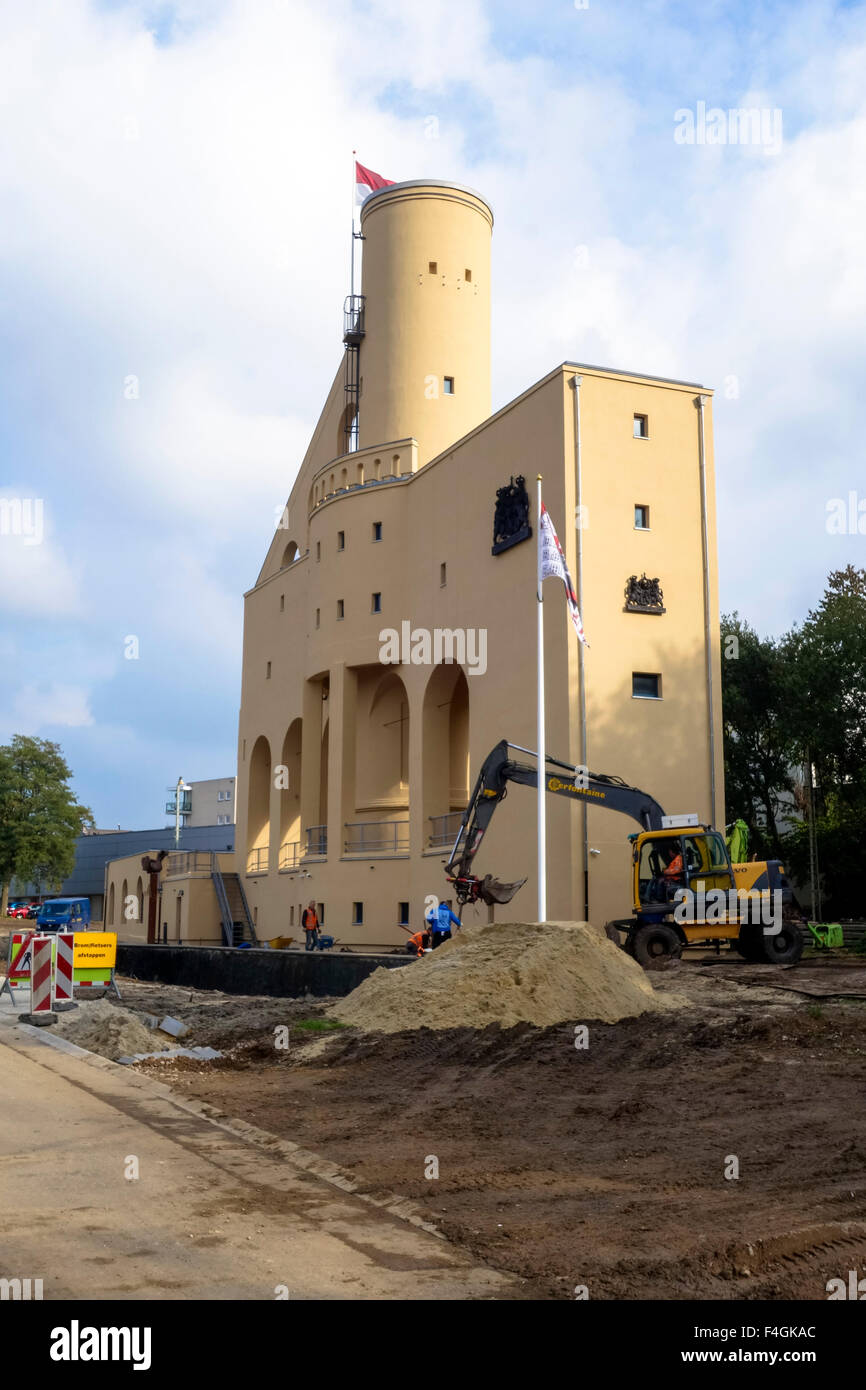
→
(355, 160, 394, 204)
(539, 503, 588, 645)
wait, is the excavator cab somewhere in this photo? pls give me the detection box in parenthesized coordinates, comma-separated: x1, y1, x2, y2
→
(633, 828, 733, 916)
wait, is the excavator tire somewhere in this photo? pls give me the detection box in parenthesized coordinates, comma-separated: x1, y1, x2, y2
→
(735, 926, 764, 961)
(761, 921, 804, 965)
(631, 923, 682, 968)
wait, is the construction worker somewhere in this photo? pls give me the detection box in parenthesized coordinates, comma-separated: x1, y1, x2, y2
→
(425, 899, 461, 948)
(302, 900, 320, 951)
(406, 929, 432, 958)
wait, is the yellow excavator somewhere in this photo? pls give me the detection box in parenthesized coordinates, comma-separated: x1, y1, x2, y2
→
(445, 740, 803, 966)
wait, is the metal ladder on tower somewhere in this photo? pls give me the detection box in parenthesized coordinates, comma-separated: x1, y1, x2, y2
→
(343, 294, 365, 452)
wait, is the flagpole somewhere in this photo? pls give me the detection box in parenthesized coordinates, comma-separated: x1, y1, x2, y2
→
(536, 474, 547, 923)
(350, 149, 356, 299)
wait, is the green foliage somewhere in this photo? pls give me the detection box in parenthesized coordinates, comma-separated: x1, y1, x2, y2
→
(0, 736, 92, 894)
(722, 568, 866, 918)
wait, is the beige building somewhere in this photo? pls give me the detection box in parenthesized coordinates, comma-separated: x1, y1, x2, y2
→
(104, 850, 243, 946)
(233, 178, 723, 948)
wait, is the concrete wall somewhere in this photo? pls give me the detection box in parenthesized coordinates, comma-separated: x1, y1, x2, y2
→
(116, 943, 409, 998)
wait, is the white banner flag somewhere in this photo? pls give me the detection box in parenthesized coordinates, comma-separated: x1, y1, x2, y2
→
(539, 503, 588, 645)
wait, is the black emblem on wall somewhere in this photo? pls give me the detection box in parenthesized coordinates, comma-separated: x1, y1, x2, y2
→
(624, 574, 666, 614)
(492, 475, 532, 555)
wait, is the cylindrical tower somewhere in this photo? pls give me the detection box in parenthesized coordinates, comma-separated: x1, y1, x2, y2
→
(358, 180, 492, 467)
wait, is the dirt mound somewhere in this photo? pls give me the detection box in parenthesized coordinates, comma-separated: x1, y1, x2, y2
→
(331, 921, 682, 1034)
(51, 999, 173, 1060)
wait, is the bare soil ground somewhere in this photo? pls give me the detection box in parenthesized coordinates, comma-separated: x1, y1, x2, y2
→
(105, 959, 866, 1300)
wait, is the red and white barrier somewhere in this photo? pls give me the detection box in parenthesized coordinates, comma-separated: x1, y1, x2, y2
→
(30, 937, 54, 1016)
(54, 932, 77, 1009)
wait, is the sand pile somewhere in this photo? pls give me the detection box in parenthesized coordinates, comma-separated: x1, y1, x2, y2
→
(331, 921, 681, 1034)
(51, 999, 173, 1060)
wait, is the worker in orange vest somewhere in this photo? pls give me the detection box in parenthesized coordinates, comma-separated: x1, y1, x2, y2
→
(302, 901, 320, 951)
(406, 929, 431, 958)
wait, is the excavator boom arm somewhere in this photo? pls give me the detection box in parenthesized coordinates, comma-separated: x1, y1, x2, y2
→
(445, 739, 666, 904)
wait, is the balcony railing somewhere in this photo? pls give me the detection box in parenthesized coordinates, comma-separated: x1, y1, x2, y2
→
(428, 812, 465, 848)
(246, 846, 269, 874)
(165, 851, 215, 876)
(165, 796, 192, 815)
(279, 841, 301, 872)
(344, 820, 409, 854)
(304, 825, 327, 857)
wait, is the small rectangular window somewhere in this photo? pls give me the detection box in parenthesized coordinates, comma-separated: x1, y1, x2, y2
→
(464, 268, 472, 282)
(440, 562, 447, 586)
(632, 672, 661, 700)
(443, 376, 454, 395)
(372, 592, 382, 613)
(280, 594, 285, 611)
(315, 608, 320, 628)
(266, 661, 271, 679)
(633, 414, 649, 439)
(337, 530, 345, 551)
(290, 906, 294, 927)
(635, 505, 650, 529)
(428, 261, 437, 274)
(399, 902, 410, 927)
(353, 902, 363, 925)
(372, 521, 382, 541)
(316, 541, 321, 561)
(337, 599, 344, 620)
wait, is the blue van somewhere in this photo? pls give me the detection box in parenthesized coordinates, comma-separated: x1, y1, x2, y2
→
(36, 898, 90, 931)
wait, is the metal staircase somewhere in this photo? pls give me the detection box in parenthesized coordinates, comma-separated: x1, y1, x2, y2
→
(212, 864, 258, 947)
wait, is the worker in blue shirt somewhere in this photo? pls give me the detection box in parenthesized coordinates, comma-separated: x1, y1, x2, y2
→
(425, 899, 461, 948)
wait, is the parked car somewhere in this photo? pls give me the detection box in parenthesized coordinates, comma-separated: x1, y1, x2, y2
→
(9, 904, 30, 918)
(25, 903, 42, 919)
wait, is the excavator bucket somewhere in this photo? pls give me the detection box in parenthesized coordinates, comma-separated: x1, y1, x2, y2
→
(478, 874, 527, 905)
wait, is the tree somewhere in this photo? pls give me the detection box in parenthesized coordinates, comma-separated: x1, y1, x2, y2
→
(0, 736, 92, 912)
(720, 612, 795, 859)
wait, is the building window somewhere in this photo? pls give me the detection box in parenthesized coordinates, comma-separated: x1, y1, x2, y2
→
(635, 504, 650, 530)
(633, 414, 649, 439)
(337, 530, 345, 551)
(372, 592, 382, 613)
(399, 902, 410, 927)
(318, 902, 325, 925)
(266, 661, 271, 679)
(632, 672, 662, 700)
(316, 541, 321, 562)
(440, 562, 447, 587)
(353, 902, 364, 925)
(226, 788, 232, 800)
(464, 268, 472, 282)
(428, 261, 437, 274)
(337, 599, 344, 620)
(372, 521, 382, 542)
(290, 905, 294, 926)
(315, 608, 320, 628)
(444, 376, 455, 395)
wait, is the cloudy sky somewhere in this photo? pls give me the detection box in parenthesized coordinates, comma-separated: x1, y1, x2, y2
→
(1, 0, 864, 826)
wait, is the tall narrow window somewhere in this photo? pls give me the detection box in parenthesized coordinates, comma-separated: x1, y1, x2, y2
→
(399, 902, 410, 927)
(428, 261, 437, 274)
(372, 592, 382, 613)
(266, 661, 271, 679)
(353, 902, 364, 925)
(634, 505, 650, 530)
(337, 599, 344, 620)
(440, 562, 447, 586)
(315, 608, 320, 629)
(633, 414, 649, 439)
(443, 376, 455, 395)
(316, 541, 321, 562)
(280, 594, 285, 612)
(464, 268, 472, 282)
(372, 521, 382, 541)
(337, 530, 345, 551)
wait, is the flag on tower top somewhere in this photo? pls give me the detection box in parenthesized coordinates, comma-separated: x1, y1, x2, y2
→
(539, 502, 589, 645)
(355, 160, 394, 204)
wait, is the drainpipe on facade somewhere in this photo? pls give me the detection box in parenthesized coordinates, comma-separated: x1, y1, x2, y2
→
(695, 394, 717, 825)
(569, 374, 589, 920)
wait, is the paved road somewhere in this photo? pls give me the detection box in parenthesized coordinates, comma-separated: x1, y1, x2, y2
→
(0, 1004, 516, 1300)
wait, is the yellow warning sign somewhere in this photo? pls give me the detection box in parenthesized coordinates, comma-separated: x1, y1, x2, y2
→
(72, 932, 117, 969)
